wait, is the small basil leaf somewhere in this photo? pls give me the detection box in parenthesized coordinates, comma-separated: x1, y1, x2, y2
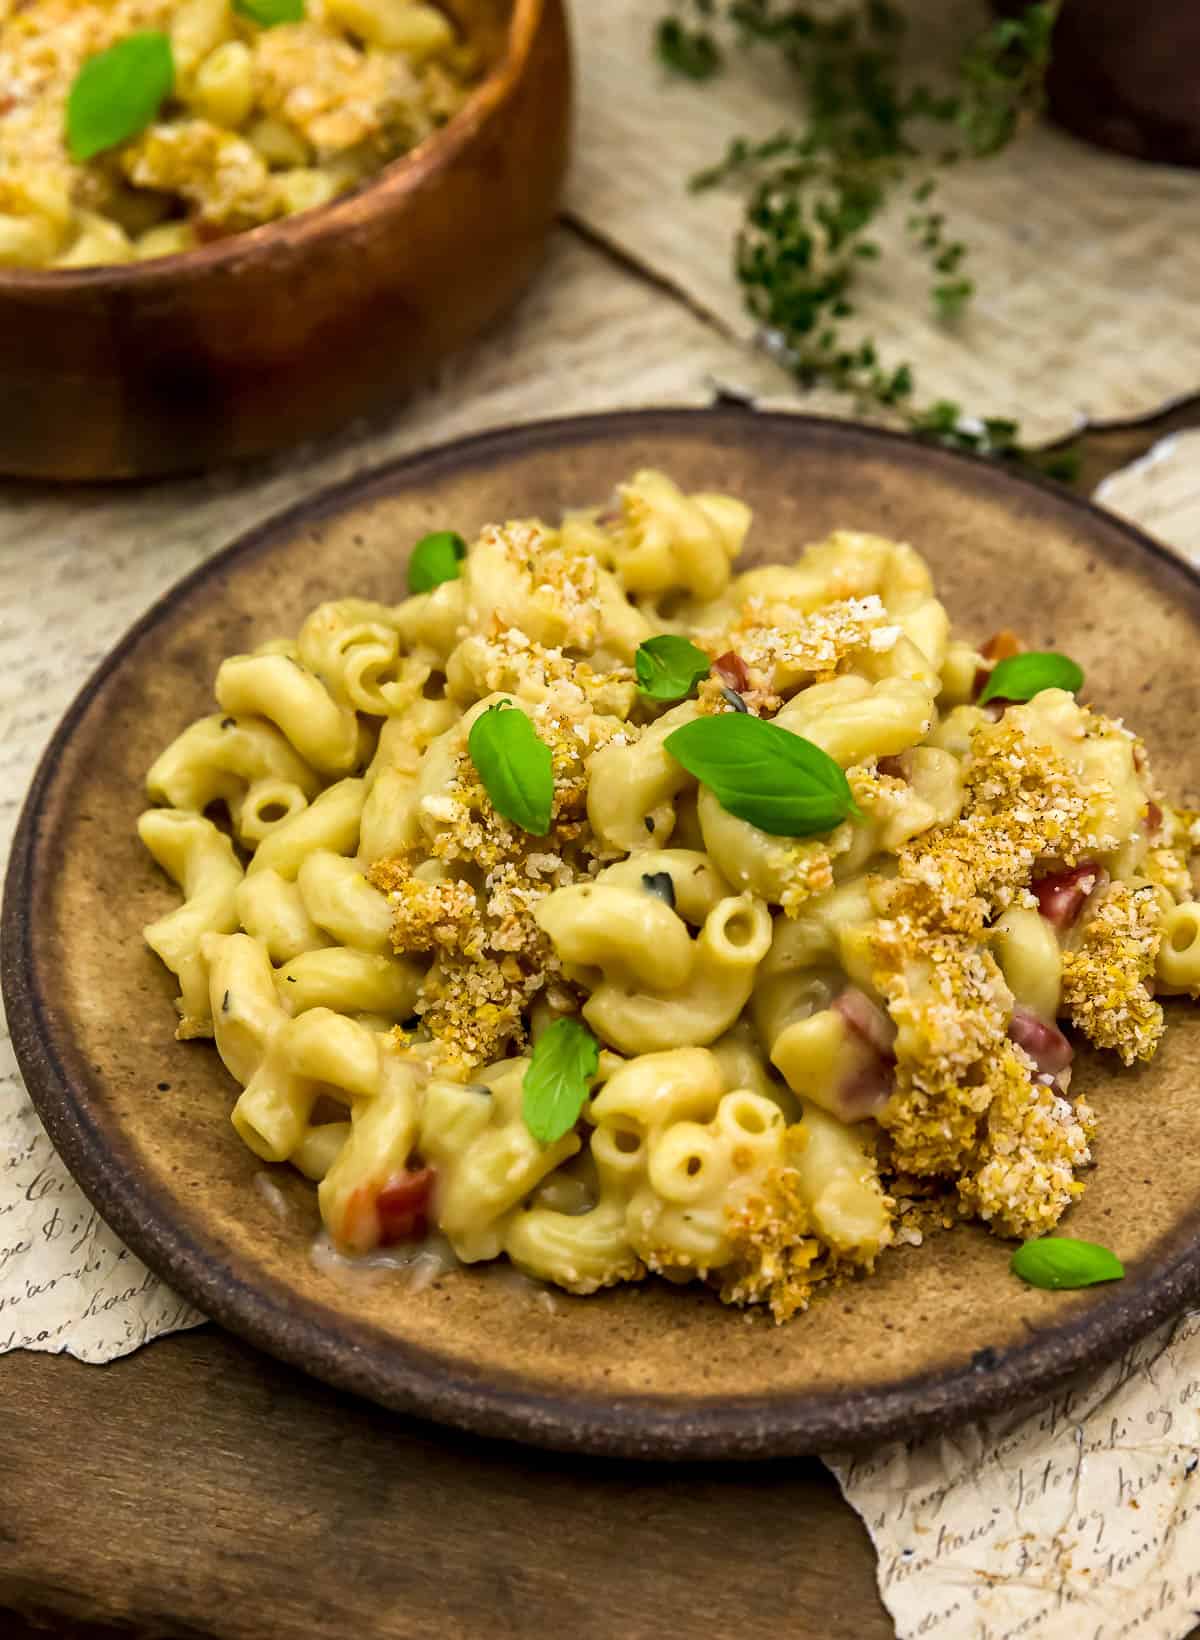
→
(467, 701, 554, 835)
(522, 1018, 600, 1144)
(233, 0, 305, 24)
(635, 635, 712, 702)
(1010, 1237, 1124, 1291)
(978, 651, 1083, 706)
(641, 870, 676, 909)
(67, 32, 174, 163)
(408, 530, 467, 595)
(664, 714, 861, 837)
(719, 686, 749, 713)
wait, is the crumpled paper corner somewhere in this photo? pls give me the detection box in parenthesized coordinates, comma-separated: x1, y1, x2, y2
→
(0, 1039, 203, 1362)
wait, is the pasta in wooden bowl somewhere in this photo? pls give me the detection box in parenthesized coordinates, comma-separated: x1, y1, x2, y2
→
(0, 0, 569, 478)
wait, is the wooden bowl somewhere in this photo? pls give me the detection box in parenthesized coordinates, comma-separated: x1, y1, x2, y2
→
(8, 409, 1200, 1459)
(0, 0, 570, 482)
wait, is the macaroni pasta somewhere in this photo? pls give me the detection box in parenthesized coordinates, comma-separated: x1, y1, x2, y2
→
(0, 0, 477, 267)
(138, 470, 1200, 1320)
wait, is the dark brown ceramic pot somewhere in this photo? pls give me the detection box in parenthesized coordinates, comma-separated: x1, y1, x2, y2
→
(0, 0, 570, 482)
(993, 0, 1200, 167)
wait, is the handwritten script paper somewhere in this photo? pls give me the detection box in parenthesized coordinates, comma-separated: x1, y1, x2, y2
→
(827, 430, 1200, 1638)
(829, 1313, 1200, 1637)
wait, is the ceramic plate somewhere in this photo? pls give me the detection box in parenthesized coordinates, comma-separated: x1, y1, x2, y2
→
(7, 410, 1200, 1459)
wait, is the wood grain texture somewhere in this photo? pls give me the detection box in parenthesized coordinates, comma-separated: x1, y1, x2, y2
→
(0, 1329, 889, 1640)
(0, 0, 570, 482)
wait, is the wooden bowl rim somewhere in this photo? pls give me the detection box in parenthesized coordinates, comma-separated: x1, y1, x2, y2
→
(7, 407, 1200, 1460)
(0, 0, 549, 293)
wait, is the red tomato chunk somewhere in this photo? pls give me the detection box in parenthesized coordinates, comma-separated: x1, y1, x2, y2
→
(712, 650, 751, 693)
(1031, 862, 1106, 930)
(1008, 1005, 1073, 1076)
(376, 1167, 437, 1245)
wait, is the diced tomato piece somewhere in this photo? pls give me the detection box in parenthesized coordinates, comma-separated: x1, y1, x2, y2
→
(375, 1167, 436, 1246)
(973, 630, 1023, 699)
(1031, 862, 1107, 929)
(1008, 1006, 1073, 1075)
(712, 650, 751, 693)
(1146, 800, 1163, 835)
(835, 1055, 895, 1122)
(825, 989, 897, 1121)
(981, 630, 1022, 662)
(834, 987, 898, 1059)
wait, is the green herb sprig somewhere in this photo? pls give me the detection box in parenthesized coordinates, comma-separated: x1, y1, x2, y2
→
(665, 712, 859, 835)
(655, 1, 1076, 480)
(233, 0, 305, 24)
(978, 650, 1083, 706)
(635, 635, 713, 701)
(66, 32, 174, 162)
(523, 1017, 600, 1144)
(1011, 1237, 1124, 1291)
(408, 530, 467, 594)
(467, 701, 554, 835)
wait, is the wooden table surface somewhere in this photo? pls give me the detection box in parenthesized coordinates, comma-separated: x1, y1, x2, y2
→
(4, 399, 1200, 1640)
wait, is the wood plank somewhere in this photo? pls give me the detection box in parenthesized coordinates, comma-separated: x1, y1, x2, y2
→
(0, 1329, 889, 1640)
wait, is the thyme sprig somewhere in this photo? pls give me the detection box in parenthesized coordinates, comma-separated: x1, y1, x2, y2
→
(655, 1, 1076, 480)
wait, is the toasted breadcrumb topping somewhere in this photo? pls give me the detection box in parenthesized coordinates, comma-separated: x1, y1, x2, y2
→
(957, 1047, 1095, 1238)
(720, 1142, 891, 1322)
(695, 593, 899, 718)
(872, 919, 1013, 1178)
(862, 702, 1163, 1237)
(1060, 882, 1164, 1065)
(884, 709, 1120, 935)
(720, 1166, 824, 1322)
(371, 683, 629, 1067)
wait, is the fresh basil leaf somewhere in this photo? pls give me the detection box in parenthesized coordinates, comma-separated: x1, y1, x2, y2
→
(664, 713, 861, 837)
(635, 635, 712, 701)
(66, 32, 174, 163)
(978, 650, 1083, 706)
(408, 530, 467, 595)
(641, 870, 676, 909)
(1010, 1237, 1124, 1291)
(233, 0, 305, 24)
(522, 1018, 600, 1144)
(467, 701, 553, 835)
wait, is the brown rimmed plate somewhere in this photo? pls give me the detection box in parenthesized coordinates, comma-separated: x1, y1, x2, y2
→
(6, 409, 1200, 1460)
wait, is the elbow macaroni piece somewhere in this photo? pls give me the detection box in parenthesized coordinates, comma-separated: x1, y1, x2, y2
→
(1156, 902, 1200, 994)
(137, 471, 1195, 1320)
(536, 868, 772, 1055)
(139, 810, 243, 1038)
